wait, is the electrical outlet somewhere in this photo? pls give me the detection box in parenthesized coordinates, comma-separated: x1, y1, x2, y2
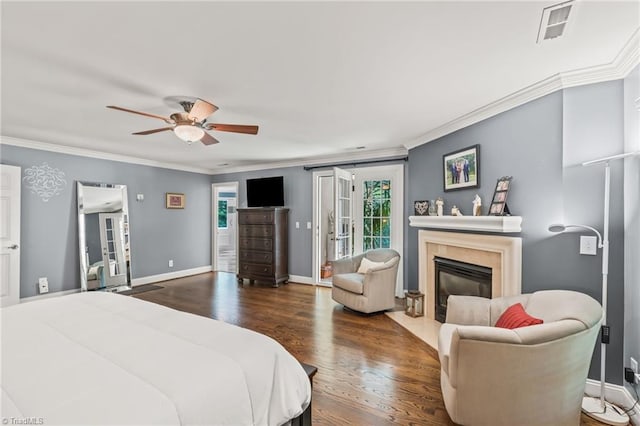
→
(631, 357, 638, 374)
(38, 277, 49, 294)
(579, 236, 597, 255)
(168, 260, 174, 268)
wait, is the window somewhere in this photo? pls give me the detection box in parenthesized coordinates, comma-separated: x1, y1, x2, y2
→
(218, 200, 228, 228)
(362, 180, 391, 250)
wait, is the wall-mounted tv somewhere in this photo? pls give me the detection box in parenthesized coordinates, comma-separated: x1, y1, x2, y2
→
(246, 176, 285, 207)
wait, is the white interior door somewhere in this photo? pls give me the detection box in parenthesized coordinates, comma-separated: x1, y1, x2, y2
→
(333, 167, 353, 260)
(98, 212, 127, 287)
(0, 165, 21, 306)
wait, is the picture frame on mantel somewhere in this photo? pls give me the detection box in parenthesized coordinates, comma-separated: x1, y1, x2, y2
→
(488, 176, 512, 216)
(443, 144, 479, 192)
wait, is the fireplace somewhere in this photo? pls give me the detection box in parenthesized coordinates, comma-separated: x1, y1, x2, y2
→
(418, 230, 522, 321)
(434, 257, 492, 322)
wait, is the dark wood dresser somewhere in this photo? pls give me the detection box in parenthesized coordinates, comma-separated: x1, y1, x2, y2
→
(237, 207, 289, 287)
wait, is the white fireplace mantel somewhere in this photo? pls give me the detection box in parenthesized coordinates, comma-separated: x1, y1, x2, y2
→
(409, 215, 522, 233)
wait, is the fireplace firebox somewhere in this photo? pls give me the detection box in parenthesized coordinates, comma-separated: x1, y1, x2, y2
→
(434, 257, 492, 323)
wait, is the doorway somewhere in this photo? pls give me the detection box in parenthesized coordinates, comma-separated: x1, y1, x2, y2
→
(212, 182, 238, 273)
(312, 164, 404, 296)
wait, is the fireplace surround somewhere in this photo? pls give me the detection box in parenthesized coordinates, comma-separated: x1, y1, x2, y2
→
(418, 230, 522, 321)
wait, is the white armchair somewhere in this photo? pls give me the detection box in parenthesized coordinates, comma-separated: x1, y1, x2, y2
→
(438, 290, 602, 426)
(331, 249, 400, 314)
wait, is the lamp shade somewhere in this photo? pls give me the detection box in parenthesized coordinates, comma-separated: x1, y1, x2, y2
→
(174, 125, 204, 142)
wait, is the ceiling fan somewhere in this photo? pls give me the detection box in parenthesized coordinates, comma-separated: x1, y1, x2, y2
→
(107, 98, 258, 145)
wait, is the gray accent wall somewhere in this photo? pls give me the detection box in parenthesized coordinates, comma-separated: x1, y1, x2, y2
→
(407, 81, 627, 385)
(0, 144, 212, 298)
(623, 65, 640, 394)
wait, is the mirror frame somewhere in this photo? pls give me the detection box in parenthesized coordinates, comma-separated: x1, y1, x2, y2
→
(77, 181, 133, 292)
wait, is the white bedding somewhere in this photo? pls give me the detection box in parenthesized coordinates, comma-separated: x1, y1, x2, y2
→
(0, 292, 311, 425)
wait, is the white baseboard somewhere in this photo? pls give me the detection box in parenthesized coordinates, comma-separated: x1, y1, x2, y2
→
(131, 265, 213, 287)
(20, 288, 81, 303)
(288, 275, 316, 286)
(585, 379, 639, 425)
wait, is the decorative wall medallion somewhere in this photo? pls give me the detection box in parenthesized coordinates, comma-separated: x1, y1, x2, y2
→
(23, 162, 67, 202)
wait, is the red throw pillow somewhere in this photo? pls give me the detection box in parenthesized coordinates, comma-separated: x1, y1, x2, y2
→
(495, 303, 544, 329)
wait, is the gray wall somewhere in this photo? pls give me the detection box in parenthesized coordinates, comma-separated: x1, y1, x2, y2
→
(0, 144, 212, 297)
(623, 65, 640, 393)
(211, 167, 313, 277)
(406, 81, 627, 385)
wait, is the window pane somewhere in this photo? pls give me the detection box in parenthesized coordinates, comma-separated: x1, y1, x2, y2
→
(372, 200, 381, 217)
(381, 219, 390, 237)
(363, 218, 372, 235)
(381, 237, 390, 248)
(373, 237, 380, 249)
(218, 200, 228, 228)
(372, 218, 381, 236)
(363, 237, 372, 250)
(381, 180, 391, 198)
(381, 199, 390, 217)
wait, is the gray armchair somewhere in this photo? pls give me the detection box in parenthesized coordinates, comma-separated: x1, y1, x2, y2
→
(331, 248, 400, 314)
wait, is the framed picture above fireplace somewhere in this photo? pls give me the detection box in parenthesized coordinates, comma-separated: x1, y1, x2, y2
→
(443, 145, 479, 192)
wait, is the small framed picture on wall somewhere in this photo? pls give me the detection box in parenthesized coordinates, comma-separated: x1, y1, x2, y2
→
(166, 192, 185, 209)
(488, 176, 512, 216)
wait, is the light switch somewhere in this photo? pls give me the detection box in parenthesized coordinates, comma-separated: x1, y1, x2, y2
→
(579, 236, 597, 255)
(306, 222, 312, 229)
(136, 194, 144, 202)
(295, 222, 300, 229)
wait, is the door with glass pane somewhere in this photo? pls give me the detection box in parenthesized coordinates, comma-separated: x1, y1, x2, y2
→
(352, 164, 404, 297)
(98, 212, 128, 287)
(333, 167, 353, 260)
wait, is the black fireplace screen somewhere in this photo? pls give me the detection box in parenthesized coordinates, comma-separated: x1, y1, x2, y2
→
(434, 257, 492, 322)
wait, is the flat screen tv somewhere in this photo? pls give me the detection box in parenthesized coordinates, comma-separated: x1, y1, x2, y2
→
(246, 176, 285, 207)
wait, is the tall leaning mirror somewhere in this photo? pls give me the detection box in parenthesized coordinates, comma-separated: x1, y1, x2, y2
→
(77, 182, 132, 292)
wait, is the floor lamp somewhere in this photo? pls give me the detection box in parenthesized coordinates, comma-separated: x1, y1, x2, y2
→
(549, 150, 639, 426)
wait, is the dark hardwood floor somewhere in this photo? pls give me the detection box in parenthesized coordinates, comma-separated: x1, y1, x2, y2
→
(133, 272, 605, 426)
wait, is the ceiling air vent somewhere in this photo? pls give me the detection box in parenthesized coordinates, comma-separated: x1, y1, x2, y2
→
(537, 1, 573, 43)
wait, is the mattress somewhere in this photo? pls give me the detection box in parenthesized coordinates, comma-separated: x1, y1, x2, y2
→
(0, 292, 311, 425)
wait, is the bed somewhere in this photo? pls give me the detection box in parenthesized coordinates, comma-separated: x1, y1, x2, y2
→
(0, 292, 311, 425)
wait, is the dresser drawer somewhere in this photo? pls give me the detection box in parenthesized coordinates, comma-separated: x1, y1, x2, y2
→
(239, 250, 273, 264)
(239, 238, 273, 251)
(239, 211, 274, 225)
(239, 263, 273, 276)
(239, 225, 274, 238)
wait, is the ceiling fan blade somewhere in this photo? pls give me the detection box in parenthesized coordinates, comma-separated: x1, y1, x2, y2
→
(206, 123, 259, 135)
(200, 132, 220, 145)
(107, 105, 174, 124)
(132, 127, 174, 135)
(188, 99, 218, 122)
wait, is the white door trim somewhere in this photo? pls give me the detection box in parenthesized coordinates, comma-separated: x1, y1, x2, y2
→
(352, 164, 404, 297)
(1, 164, 21, 306)
(212, 182, 239, 273)
(312, 170, 333, 284)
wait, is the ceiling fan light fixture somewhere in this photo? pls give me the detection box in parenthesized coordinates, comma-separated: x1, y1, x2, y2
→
(174, 125, 204, 142)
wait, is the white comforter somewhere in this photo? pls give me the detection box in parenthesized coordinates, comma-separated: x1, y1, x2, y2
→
(0, 292, 311, 425)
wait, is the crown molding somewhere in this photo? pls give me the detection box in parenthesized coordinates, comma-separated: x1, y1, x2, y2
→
(0, 135, 215, 175)
(209, 146, 408, 175)
(405, 29, 640, 150)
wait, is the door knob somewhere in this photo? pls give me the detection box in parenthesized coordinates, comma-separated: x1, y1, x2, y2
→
(5, 244, 19, 250)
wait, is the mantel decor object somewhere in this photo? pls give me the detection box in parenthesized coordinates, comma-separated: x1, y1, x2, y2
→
(414, 200, 429, 216)
(489, 176, 512, 216)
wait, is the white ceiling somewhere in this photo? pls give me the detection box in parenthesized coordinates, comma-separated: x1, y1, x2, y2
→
(2, 1, 638, 173)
